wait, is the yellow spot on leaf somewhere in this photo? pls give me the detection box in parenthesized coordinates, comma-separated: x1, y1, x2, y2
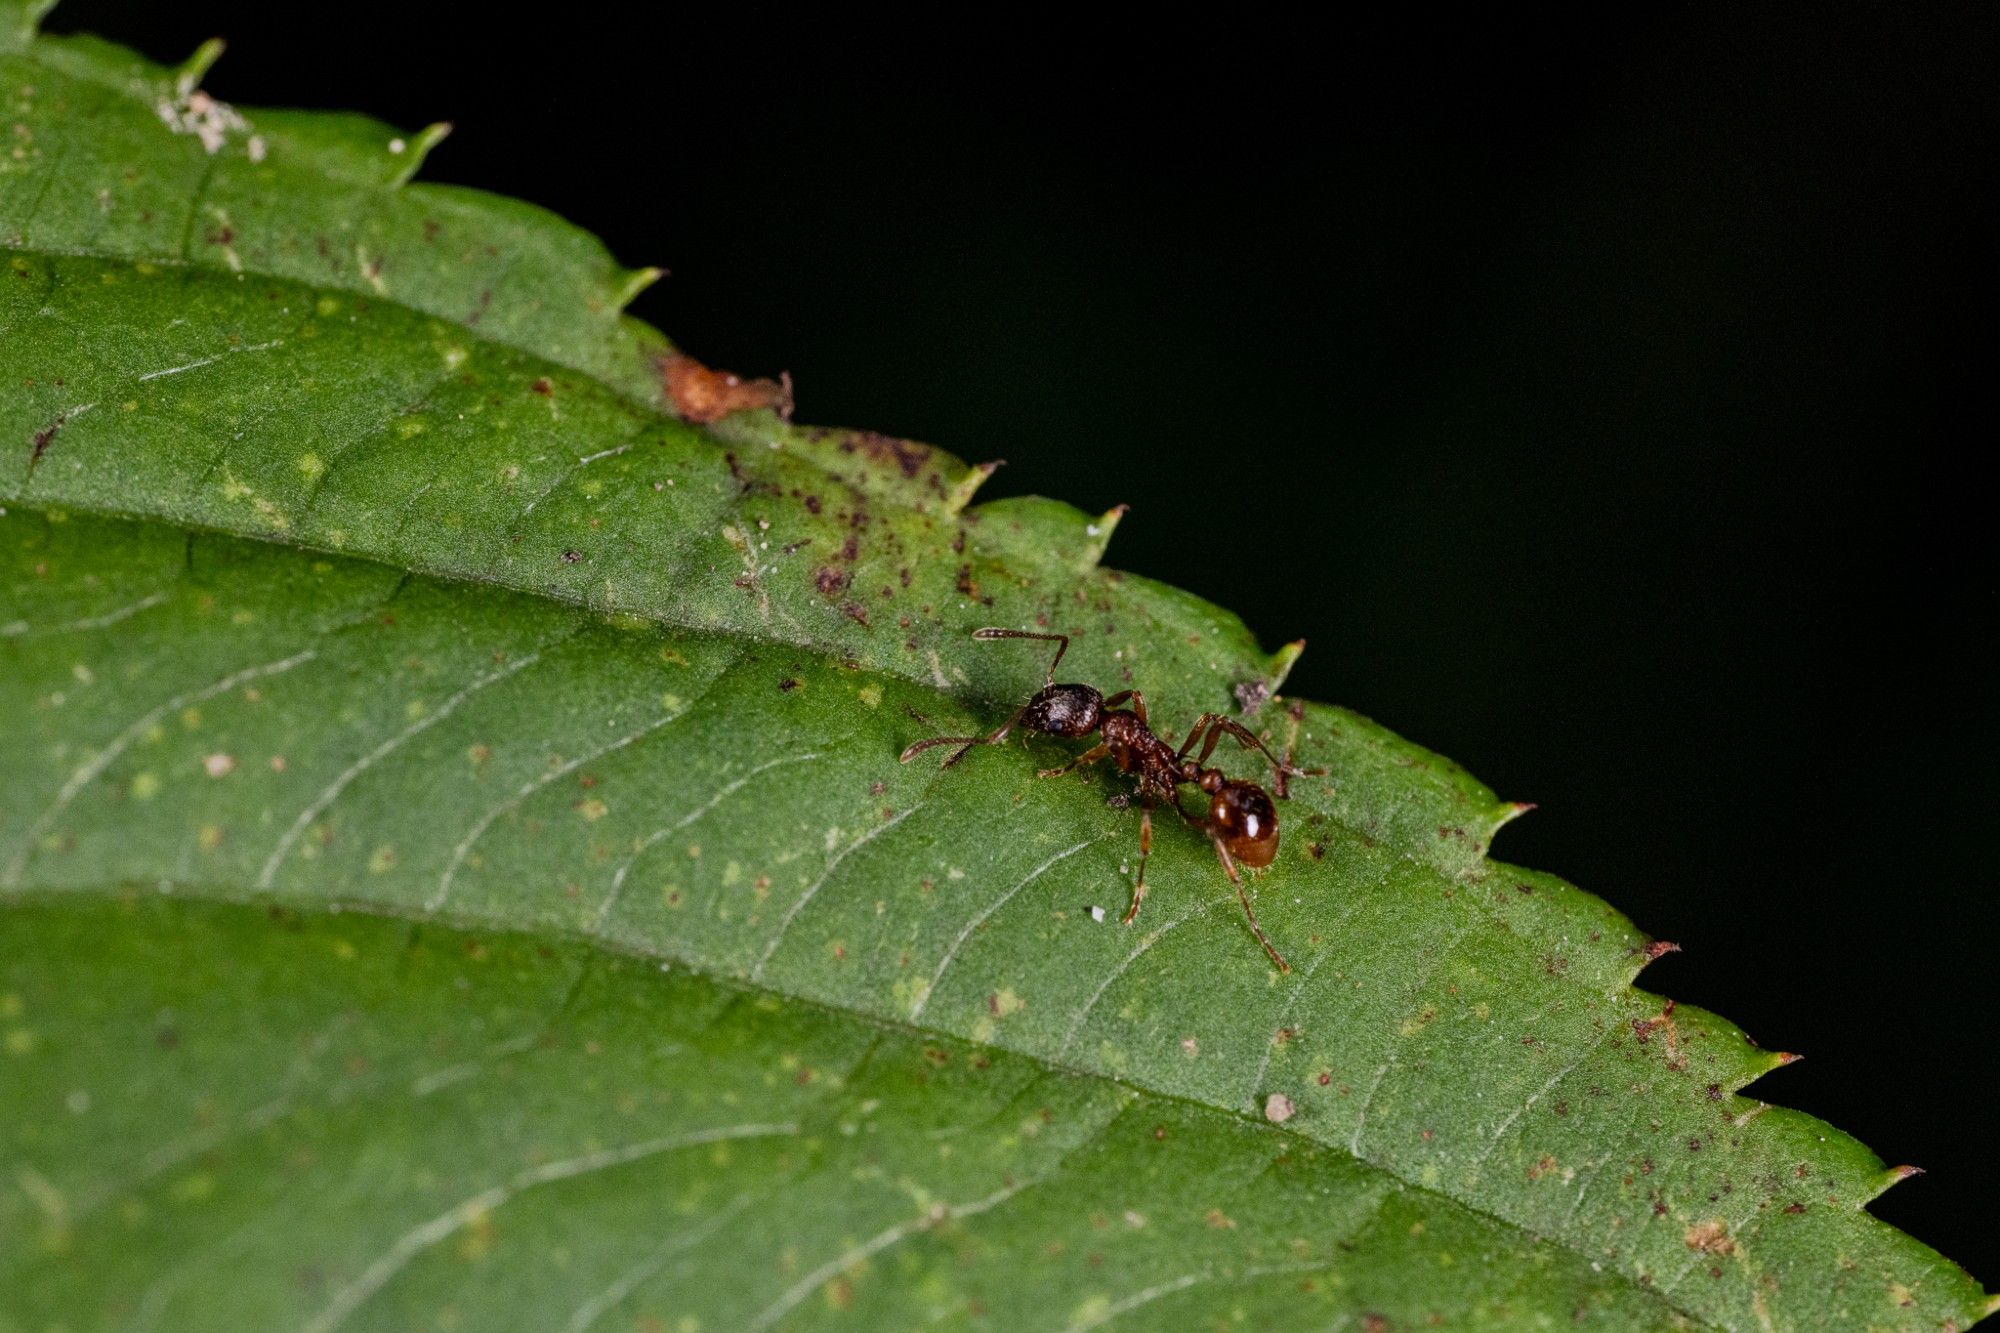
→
(1684, 1219, 1735, 1255)
(456, 1208, 495, 1261)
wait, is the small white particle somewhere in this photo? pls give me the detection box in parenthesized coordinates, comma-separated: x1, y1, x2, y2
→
(388, 137, 407, 154)
(1089, 905, 1106, 923)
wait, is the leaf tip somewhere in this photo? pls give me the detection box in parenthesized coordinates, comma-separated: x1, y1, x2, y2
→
(1639, 938, 1681, 964)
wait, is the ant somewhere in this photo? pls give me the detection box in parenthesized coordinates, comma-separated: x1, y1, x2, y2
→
(900, 628, 1315, 971)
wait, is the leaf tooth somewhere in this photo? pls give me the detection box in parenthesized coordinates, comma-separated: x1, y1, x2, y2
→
(174, 36, 227, 94)
(388, 121, 453, 188)
(1863, 1163, 1927, 1206)
(16, 0, 59, 40)
(941, 460, 1003, 517)
(1265, 638, 1306, 694)
(610, 266, 666, 313)
(1636, 938, 1681, 972)
(1078, 502, 1128, 567)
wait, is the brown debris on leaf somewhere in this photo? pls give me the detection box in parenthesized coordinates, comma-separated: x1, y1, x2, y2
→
(660, 352, 793, 424)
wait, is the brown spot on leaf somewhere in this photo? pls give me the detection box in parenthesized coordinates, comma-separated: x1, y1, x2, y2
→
(836, 429, 931, 477)
(28, 413, 65, 471)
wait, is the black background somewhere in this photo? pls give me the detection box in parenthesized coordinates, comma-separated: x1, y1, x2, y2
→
(51, 2, 1995, 1278)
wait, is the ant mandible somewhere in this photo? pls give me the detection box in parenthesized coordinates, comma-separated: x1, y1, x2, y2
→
(900, 628, 1314, 971)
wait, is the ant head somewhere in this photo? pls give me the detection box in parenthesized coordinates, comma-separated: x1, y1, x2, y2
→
(1019, 682, 1103, 738)
(1207, 780, 1278, 868)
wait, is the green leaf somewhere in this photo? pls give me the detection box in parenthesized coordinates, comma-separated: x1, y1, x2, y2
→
(0, 10, 1987, 1330)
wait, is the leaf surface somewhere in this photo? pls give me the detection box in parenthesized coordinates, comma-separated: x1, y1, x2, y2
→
(0, 11, 1987, 1330)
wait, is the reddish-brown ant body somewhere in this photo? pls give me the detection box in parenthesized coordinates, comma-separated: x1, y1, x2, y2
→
(901, 628, 1313, 970)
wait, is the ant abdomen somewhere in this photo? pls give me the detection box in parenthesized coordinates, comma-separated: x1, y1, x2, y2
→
(1206, 780, 1279, 868)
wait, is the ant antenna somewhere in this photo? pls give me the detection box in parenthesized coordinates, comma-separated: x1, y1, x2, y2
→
(970, 628, 1070, 686)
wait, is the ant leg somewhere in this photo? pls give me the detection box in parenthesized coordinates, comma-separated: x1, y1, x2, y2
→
(1121, 793, 1156, 925)
(899, 706, 1024, 767)
(1175, 712, 1224, 763)
(1213, 840, 1290, 972)
(1179, 714, 1317, 798)
(1038, 742, 1108, 779)
(971, 628, 1070, 685)
(1096, 689, 1146, 726)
